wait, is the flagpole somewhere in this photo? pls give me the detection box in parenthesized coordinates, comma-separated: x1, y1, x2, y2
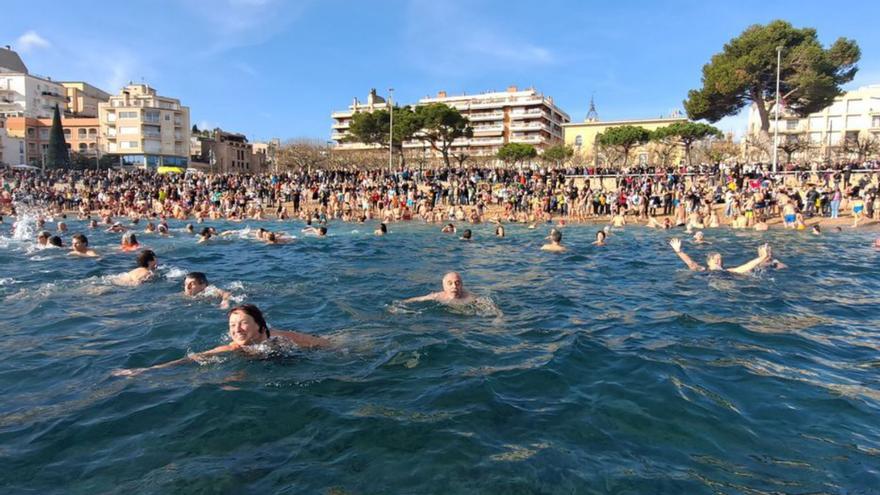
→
(772, 46, 782, 173)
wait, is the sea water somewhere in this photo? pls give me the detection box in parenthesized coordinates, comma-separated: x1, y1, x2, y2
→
(1, 217, 878, 493)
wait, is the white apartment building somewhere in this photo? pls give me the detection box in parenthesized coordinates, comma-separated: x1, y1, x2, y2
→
(99, 84, 190, 169)
(0, 46, 68, 119)
(330, 86, 571, 159)
(0, 123, 26, 166)
(747, 84, 880, 158)
(331, 88, 390, 150)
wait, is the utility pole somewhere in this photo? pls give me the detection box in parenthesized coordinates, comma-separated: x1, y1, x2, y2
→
(772, 45, 782, 173)
(388, 87, 394, 173)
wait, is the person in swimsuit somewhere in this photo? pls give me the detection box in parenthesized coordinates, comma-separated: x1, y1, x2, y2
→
(669, 238, 773, 274)
(541, 229, 566, 252)
(184, 272, 232, 308)
(69, 234, 99, 257)
(113, 304, 331, 376)
(403, 272, 477, 305)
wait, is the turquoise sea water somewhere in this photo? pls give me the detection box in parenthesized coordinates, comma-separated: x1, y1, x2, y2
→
(1, 217, 879, 494)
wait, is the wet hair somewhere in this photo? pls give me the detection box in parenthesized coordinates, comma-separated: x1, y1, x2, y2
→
(49, 235, 63, 247)
(137, 249, 157, 268)
(596, 230, 606, 241)
(318, 226, 327, 235)
(186, 224, 194, 231)
(550, 230, 562, 242)
(122, 232, 138, 246)
(228, 304, 270, 337)
(379, 223, 387, 233)
(37, 230, 51, 240)
(131, 218, 140, 225)
(461, 229, 472, 240)
(72, 233, 88, 245)
(185, 272, 208, 286)
(199, 227, 212, 237)
(267, 232, 277, 242)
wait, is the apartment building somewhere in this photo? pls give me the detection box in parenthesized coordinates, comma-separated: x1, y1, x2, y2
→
(746, 84, 880, 159)
(61, 82, 110, 117)
(0, 119, 25, 166)
(0, 46, 68, 119)
(98, 83, 190, 169)
(330, 86, 570, 159)
(5, 116, 99, 167)
(331, 88, 390, 150)
(193, 129, 267, 173)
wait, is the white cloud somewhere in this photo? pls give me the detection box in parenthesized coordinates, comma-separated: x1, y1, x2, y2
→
(15, 30, 51, 52)
(403, 1, 556, 75)
(180, 0, 311, 54)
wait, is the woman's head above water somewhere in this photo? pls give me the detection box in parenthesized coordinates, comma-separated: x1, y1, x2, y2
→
(227, 304, 270, 345)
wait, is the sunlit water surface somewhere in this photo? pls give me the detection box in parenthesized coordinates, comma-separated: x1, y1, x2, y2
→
(1, 216, 879, 494)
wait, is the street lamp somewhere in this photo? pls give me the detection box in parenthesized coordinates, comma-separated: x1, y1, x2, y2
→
(772, 45, 782, 173)
(388, 87, 394, 173)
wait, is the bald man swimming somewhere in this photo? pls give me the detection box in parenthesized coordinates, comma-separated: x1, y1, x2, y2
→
(403, 271, 476, 305)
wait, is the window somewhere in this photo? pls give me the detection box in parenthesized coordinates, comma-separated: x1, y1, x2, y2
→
(119, 111, 138, 119)
(845, 131, 859, 142)
(106, 112, 117, 123)
(165, 114, 170, 121)
(119, 126, 139, 135)
(78, 129, 87, 138)
(872, 116, 880, 128)
(63, 129, 71, 136)
(809, 132, 822, 144)
(786, 120, 798, 130)
(78, 143, 87, 151)
(121, 141, 139, 149)
(144, 110, 160, 123)
(847, 99, 864, 114)
(39, 129, 49, 140)
(574, 135, 583, 147)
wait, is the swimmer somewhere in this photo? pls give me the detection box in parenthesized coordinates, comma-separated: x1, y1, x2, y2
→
(874, 238, 880, 248)
(302, 225, 327, 237)
(495, 224, 505, 237)
(811, 225, 821, 235)
(693, 231, 708, 244)
(106, 222, 127, 233)
(117, 249, 158, 286)
(88, 219, 98, 229)
(460, 229, 472, 241)
(48, 235, 63, 248)
(186, 224, 195, 234)
(113, 304, 331, 376)
(69, 233, 99, 257)
(403, 271, 476, 305)
(120, 232, 140, 252)
(36, 230, 50, 247)
(57, 221, 68, 233)
(593, 230, 606, 246)
(183, 272, 232, 309)
(669, 238, 772, 274)
(753, 220, 769, 231)
(264, 231, 292, 244)
(441, 223, 456, 233)
(541, 229, 567, 252)
(197, 227, 212, 244)
(611, 213, 626, 227)
(375, 223, 388, 236)
(144, 222, 156, 234)
(157, 224, 170, 236)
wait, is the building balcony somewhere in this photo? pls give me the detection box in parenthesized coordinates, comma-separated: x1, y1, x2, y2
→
(510, 110, 548, 120)
(472, 125, 504, 136)
(0, 88, 16, 95)
(331, 110, 354, 119)
(469, 137, 505, 146)
(468, 100, 507, 110)
(332, 121, 350, 129)
(331, 132, 348, 140)
(510, 134, 543, 143)
(468, 111, 504, 121)
(509, 122, 549, 132)
(0, 100, 20, 108)
(41, 91, 68, 101)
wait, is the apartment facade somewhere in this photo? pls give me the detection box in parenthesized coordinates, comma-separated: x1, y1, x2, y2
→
(331, 88, 390, 150)
(4, 116, 99, 166)
(563, 115, 688, 166)
(98, 84, 190, 169)
(61, 82, 110, 117)
(0, 46, 68, 119)
(746, 84, 880, 160)
(194, 129, 267, 173)
(330, 86, 570, 159)
(0, 119, 25, 166)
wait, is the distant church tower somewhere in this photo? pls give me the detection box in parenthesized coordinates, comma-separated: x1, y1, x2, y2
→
(585, 95, 598, 122)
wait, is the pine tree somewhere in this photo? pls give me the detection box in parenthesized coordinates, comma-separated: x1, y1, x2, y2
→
(46, 104, 70, 169)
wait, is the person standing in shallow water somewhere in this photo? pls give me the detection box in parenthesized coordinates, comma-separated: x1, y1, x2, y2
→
(112, 304, 331, 376)
(403, 272, 476, 305)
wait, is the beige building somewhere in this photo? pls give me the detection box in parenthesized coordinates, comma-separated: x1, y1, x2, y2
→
(194, 129, 267, 173)
(563, 115, 687, 166)
(0, 46, 68, 119)
(99, 83, 190, 170)
(747, 84, 880, 160)
(331, 86, 570, 159)
(61, 82, 110, 117)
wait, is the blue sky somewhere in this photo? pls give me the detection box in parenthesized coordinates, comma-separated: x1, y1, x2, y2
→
(4, 0, 879, 142)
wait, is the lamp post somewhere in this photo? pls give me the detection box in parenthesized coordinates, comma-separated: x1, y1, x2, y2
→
(772, 45, 782, 173)
(388, 87, 394, 173)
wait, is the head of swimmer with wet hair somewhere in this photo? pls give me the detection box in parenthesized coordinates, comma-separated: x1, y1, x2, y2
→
(594, 230, 606, 246)
(460, 229, 472, 241)
(706, 252, 723, 270)
(227, 304, 270, 346)
(137, 249, 158, 270)
(184, 272, 209, 296)
(550, 229, 562, 243)
(442, 271, 466, 299)
(48, 235, 63, 248)
(121, 232, 138, 248)
(37, 230, 51, 246)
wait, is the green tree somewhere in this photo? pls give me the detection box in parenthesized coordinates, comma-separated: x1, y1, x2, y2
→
(684, 20, 860, 134)
(597, 125, 650, 167)
(346, 106, 422, 167)
(496, 142, 537, 168)
(46, 104, 70, 169)
(414, 103, 473, 168)
(541, 144, 574, 167)
(657, 122, 724, 165)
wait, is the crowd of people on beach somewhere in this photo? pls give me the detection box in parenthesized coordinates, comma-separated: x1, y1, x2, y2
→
(3, 160, 879, 374)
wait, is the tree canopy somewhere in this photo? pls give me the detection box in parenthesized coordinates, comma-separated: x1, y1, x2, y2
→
(597, 125, 650, 167)
(415, 103, 473, 168)
(684, 20, 860, 133)
(541, 144, 574, 166)
(496, 142, 537, 167)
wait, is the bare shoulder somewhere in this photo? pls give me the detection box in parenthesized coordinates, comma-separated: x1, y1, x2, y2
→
(274, 330, 332, 349)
